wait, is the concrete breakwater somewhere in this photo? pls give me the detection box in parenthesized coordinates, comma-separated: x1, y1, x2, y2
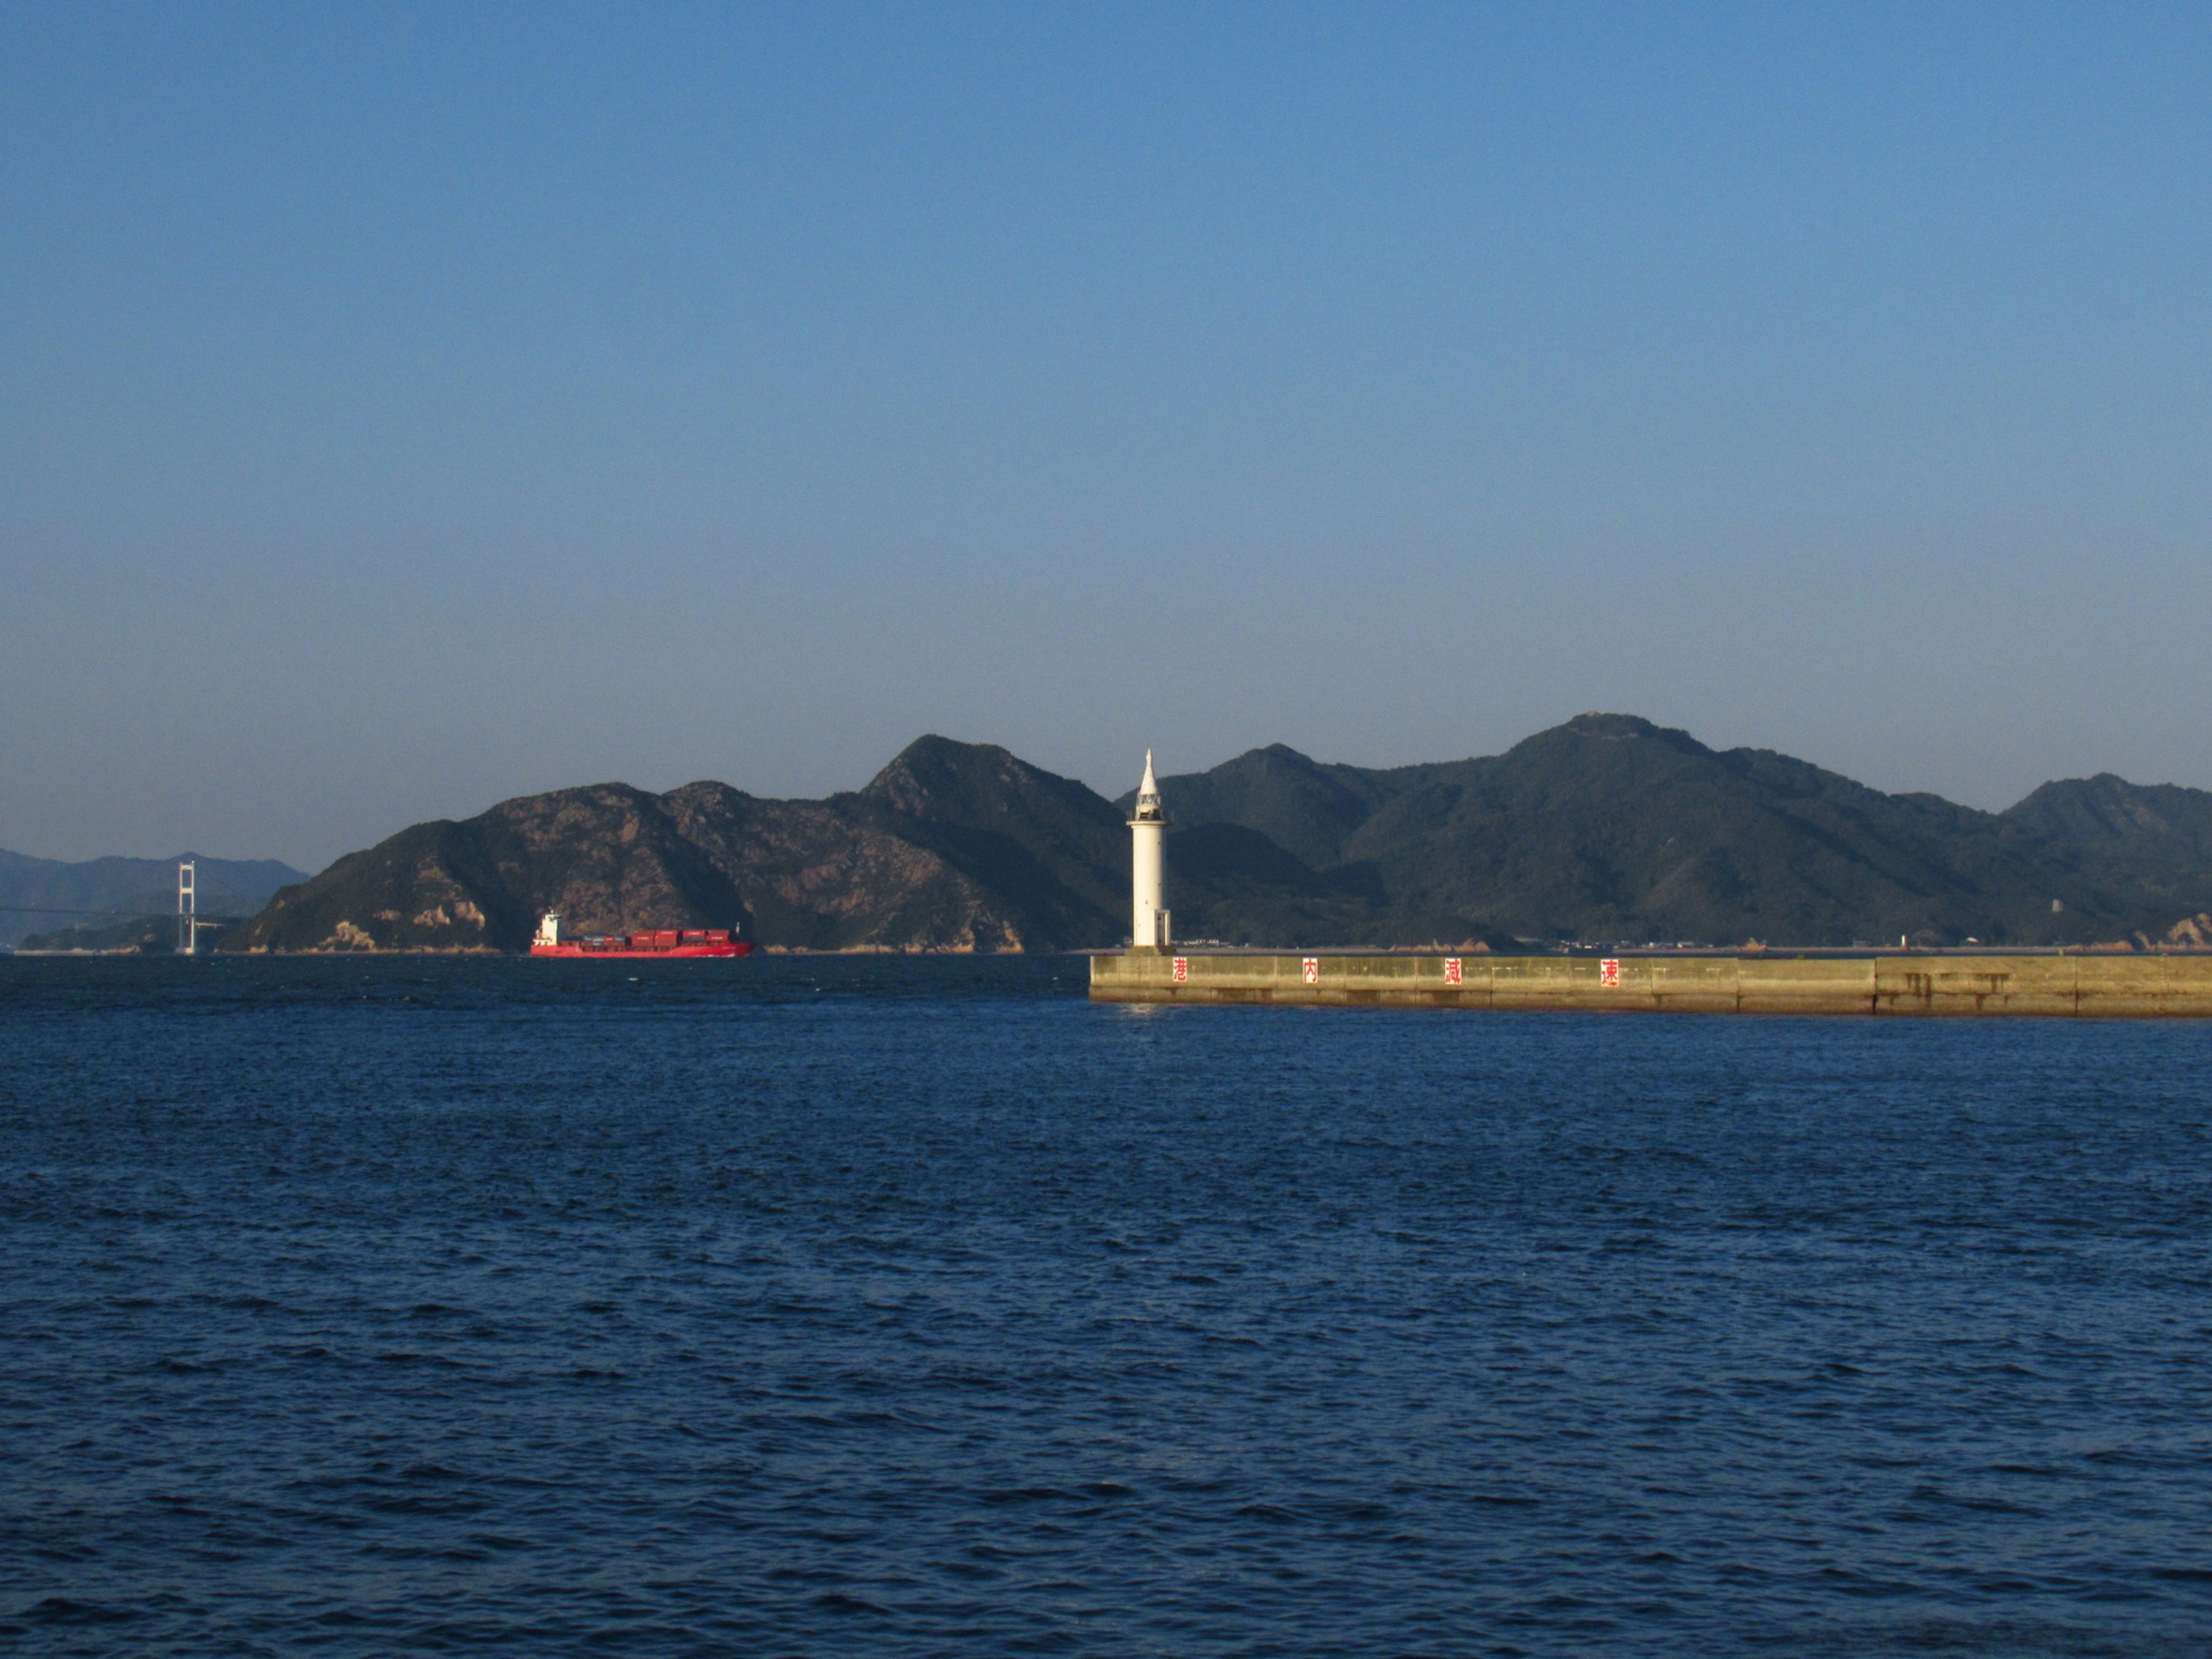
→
(1090, 950, 2212, 1017)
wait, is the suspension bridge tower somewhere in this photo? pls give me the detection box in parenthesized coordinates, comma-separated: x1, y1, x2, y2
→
(177, 861, 196, 956)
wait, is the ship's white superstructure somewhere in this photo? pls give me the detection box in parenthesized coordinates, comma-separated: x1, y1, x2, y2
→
(1128, 751, 1169, 950)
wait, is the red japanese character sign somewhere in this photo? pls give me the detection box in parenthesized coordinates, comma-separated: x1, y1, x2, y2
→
(1443, 957, 1462, 984)
(1302, 957, 1320, 983)
(1600, 957, 1622, 987)
(1171, 956, 1188, 982)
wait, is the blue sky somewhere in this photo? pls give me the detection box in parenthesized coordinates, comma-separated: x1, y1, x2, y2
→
(4, 3, 2209, 868)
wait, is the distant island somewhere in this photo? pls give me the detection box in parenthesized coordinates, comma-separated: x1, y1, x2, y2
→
(208, 715, 2212, 955)
(1, 852, 306, 952)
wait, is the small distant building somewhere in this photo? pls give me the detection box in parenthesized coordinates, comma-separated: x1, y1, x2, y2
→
(1129, 751, 1169, 951)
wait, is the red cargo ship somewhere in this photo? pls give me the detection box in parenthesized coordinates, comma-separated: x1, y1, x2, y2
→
(528, 912, 753, 959)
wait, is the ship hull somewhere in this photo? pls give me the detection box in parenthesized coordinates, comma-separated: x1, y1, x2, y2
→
(529, 942, 753, 959)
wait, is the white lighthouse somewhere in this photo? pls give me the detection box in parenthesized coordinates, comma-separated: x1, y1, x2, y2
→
(1129, 751, 1169, 951)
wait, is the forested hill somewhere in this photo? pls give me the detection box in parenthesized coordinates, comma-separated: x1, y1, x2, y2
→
(1134, 715, 2212, 948)
(224, 718, 2212, 952)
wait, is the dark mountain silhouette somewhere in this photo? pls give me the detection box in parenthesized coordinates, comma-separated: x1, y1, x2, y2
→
(842, 734, 1128, 938)
(1137, 715, 2212, 946)
(225, 719, 2212, 952)
(1152, 744, 1399, 869)
(1999, 775, 2212, 906)
(227, 741, 1125, 953)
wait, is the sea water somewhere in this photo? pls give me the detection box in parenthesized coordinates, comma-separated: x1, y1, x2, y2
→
(3, 955, 2210, 1656)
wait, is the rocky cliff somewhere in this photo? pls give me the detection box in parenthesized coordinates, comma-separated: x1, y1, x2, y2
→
(225, 740, 1125, 953)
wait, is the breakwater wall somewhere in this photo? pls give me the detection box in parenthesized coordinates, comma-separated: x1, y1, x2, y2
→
(1090, 950, 2212, 1017)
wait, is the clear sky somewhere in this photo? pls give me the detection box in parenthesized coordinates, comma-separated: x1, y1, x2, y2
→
(4, 2, 2209, 870)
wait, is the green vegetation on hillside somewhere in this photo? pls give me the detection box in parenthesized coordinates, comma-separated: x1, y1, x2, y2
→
(222, 718, 2212, 953)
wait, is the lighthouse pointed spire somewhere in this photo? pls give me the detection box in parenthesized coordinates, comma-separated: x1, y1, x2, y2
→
(1132, 750, 1164, 821)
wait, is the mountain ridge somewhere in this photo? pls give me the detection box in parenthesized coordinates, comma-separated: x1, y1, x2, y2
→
(220, 719, 2212, 953)
(228, 740, 1126, 954)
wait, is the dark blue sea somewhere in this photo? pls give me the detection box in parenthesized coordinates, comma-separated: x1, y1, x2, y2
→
(5, 956, 2211, 1657)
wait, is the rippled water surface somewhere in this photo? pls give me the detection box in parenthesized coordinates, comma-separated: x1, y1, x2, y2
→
(5, 955, 2212, 1656)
